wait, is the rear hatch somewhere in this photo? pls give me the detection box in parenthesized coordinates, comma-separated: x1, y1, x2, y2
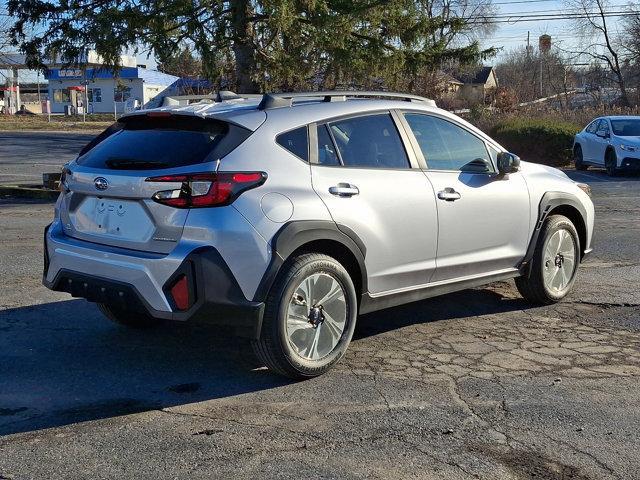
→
(60, 113, 253, 254)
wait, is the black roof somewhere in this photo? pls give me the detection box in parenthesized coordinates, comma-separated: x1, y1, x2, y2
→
(457, 66, 494, 85)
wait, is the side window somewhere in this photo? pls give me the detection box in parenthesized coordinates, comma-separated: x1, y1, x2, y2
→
(599, 120, 610, 135)
(276, 126, 309, 161)
(405, 114, 493, 172)
(586, 121, 599, 134)
(327, 114, 410, 169)
(316, 124, 341, 166)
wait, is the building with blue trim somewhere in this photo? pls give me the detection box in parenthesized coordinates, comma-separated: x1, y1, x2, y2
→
(45, 64, 180, 114)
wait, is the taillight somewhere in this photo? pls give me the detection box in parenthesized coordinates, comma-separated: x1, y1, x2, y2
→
(146, 172, 267, 208)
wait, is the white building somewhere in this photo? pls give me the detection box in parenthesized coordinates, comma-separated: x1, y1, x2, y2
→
(1, 52, 180, 114)
(46, 64, 179, 114)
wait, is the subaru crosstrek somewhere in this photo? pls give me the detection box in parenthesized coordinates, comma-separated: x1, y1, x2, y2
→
(44, 91, 595, 378)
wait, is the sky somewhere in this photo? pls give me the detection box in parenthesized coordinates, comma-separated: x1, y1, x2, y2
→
(1, 0, 634, 83)
(480, 0, 632, 61)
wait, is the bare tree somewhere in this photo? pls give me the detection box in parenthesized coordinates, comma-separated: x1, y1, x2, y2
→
(0, 16, 12, 55)
(564, 0, 631, 106)
(496, 47, 576, 104)
(621, 12, 640, 104)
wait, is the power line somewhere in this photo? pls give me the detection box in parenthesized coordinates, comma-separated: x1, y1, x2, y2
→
(478, 11, 638, 23)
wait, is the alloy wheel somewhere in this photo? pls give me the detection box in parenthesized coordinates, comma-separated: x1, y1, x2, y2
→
(543, 229, 576, 293)
(286, 272, 347, 361)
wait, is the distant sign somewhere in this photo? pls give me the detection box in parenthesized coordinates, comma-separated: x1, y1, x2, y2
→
(58, 69, 82, 78)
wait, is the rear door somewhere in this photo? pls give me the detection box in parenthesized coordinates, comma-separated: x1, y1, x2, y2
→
(61, 113, 251, 254)
(401, 112, 530, 282)
(310, 112, 438, 294)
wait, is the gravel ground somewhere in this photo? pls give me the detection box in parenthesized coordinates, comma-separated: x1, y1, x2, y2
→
(0, 133, 639, 479)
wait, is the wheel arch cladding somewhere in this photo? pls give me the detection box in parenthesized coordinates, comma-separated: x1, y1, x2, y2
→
(522, 191, 589, 273)
(253, 221, 367, 303)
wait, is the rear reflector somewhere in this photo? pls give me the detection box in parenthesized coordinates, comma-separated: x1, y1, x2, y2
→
(146, 171, 267, 208)
(169, 275, 190, 311)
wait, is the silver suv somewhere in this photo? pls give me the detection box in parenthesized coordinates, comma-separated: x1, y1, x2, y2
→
(44, 91, 595, 378)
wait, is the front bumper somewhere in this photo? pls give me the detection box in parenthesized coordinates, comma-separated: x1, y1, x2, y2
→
(619, 156, 640, 171)
(43, 222, 265, 338)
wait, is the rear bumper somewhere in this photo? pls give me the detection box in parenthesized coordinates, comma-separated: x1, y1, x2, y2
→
(43, 222, 265, 338)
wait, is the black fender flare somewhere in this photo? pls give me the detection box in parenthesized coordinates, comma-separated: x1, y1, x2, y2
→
(520, 191, 589, 274)
(252, 220, 368, 302)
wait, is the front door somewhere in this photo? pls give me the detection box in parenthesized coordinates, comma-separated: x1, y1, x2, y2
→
(402, 112, 531, 282)
(591, 119, 611, 165)
(310, 112, 438, 294)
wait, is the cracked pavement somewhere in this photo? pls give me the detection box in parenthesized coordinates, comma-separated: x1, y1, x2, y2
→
(0, 135, 639, 480)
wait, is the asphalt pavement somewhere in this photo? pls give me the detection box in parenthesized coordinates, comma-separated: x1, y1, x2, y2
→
(0, 133, 639, 479)
(0, 132, 95, 185)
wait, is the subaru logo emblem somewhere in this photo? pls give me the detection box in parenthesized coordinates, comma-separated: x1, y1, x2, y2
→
(94, 177, 109, 190)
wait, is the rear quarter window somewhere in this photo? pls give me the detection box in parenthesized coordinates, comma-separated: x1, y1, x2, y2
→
(77, 114, 252, 170)
(276, 126, 309, 161)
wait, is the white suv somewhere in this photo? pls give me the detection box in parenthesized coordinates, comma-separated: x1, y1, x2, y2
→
(44, 91, 595, 378)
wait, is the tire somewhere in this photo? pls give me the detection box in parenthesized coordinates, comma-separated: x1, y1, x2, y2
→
(574, 145, 587, 171)
(515, 215, 580, 305)
(605, 149, 619, 177)
(252, 253, 358, 379)
(97, 303, 162, 328)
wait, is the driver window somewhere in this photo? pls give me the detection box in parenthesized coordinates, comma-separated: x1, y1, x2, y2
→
(586, 121, 599, 134)
(404, 114, 494, 173)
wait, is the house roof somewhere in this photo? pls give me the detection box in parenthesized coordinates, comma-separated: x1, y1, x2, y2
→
(457, 66, 494, 85)
(436, 71, 464, 86)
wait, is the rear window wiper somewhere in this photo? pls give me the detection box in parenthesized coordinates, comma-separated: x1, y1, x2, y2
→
(105, 158, 170, 170)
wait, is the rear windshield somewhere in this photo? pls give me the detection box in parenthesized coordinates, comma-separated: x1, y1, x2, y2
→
(77, 115, 251, 170)
(611, 119, 640, 137)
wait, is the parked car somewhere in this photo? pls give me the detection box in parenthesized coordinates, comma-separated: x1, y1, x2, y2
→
(573, 116, 640, 176)
(44, 91, 595, 378)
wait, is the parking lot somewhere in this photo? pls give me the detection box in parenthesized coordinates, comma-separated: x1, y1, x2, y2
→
(1, 133, 639, 479)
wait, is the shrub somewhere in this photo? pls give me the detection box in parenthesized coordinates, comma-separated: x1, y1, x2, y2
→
(489, 118, 581, 167)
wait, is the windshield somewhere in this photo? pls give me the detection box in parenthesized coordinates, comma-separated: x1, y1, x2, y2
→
(611, 119, 640, 137)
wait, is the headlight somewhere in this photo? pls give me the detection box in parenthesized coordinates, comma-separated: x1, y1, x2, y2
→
(619, 144, 637, 152)
(576, 182, 591, 197)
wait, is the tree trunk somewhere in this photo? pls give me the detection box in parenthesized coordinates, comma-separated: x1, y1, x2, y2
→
(231, 0, 260, 93)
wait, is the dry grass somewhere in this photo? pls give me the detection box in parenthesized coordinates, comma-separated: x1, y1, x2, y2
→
(0, 114, 113, 132)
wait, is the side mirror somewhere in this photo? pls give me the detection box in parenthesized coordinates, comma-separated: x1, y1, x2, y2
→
(461, 158, 492, 173)
(497, 152, 521, 175)
(596, 130, 610, 139)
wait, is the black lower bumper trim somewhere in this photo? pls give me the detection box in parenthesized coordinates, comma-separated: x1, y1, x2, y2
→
(620, 157, 640, 171)
(43, 244, 264, 339)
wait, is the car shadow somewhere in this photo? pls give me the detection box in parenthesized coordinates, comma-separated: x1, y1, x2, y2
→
(355, 284, 531, 340)
(0, 299, 289, 436)
(1, 284, 531, 436)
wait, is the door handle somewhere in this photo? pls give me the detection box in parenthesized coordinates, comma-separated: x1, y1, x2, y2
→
(329, 183, 360, 197)
(437, 188, 461, 201)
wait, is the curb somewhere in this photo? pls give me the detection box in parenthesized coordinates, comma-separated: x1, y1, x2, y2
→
(0, 185, 60, 200)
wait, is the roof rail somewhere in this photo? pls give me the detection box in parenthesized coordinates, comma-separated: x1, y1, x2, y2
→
(257, 91, 437, 110)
